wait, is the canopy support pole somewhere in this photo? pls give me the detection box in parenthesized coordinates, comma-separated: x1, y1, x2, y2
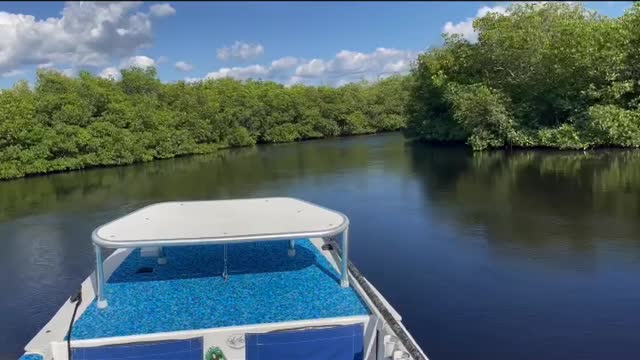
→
(340, 228, 349, 288)
(288, 239, 296, 257)
(95, 244, 108, 309)
(157, 247, 167, 265)
(223, 244, 229, 280)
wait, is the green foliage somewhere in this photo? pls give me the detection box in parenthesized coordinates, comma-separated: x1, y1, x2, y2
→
(263, 123, 301, 143)
(343, 111, 376, 135)
(407, 2, 640, 150)
(584, 105, 640, 147)
(445, 83, 516, 150)
(0, 70, 407, 180)
(536, 124, 588, 150)
(404, 46, 467, 142)
(225, 127, 256, 147)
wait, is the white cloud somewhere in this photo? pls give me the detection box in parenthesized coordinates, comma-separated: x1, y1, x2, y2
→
(205, 64, 269, 80)
(61, 68, 76, 77)
(120, 55, 156, 69)
(383, 60, 410, 73)
(295, 59, 326, 77)
(175, 61, 194, 72)
(1, 69, 24, 78)
(96, 54, 158, 80)
(443, 20, 475, 41)
(286, 76, 305, 86)
(293, 47, 417, 84)
(217, 41, 265, 61)
(270, 56, 299, 72)
(99, 66, 120, 79)
(184, 77, 200, 83)
(193, 61, 294, 83)
(443, 5, 508, 42)
(191, 47, 416, 86)
(149, 3, 176, 17)
(37, 62, 54, 69)
(0, 2, 171, 75)
(156, 55, 169, 64)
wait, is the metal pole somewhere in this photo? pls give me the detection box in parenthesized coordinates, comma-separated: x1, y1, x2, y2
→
(95, 244, 108, 309)
(223, 244, 229, 281)
(340, 228, 349, 288)
(157, 247, 167, 265)
(288, 239, 296, 257)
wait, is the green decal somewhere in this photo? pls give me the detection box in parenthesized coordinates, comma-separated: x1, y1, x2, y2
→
(205, 346, 227, 360)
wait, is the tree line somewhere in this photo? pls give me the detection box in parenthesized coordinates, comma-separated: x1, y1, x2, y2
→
(2, 2, 640, 180)
(405, 2, 640, 150)
(0, 69, 407, 180)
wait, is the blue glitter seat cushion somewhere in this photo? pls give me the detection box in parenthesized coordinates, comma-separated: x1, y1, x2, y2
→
(71, 239, 369, 339)
(19, 354, 44, 360)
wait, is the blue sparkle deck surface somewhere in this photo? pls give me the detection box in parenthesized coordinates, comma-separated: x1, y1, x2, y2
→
(71, 240, 369, 339)
(19, 355, 44, 360)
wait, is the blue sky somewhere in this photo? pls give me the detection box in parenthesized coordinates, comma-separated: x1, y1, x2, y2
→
(0, 1, 633, 88)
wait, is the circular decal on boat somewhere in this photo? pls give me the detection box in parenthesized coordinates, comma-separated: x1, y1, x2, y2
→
(226, 333, 246, 349)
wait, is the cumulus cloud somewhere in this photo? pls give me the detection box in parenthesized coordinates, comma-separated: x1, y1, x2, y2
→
(0, 2, 172, 75)
(175, 61, 194, 72)
(295, 59, 326, 77)
(98, 66, 120, 79)
(216, 41, 265, 61)
(184, 77, 202, 83)
(184, 77, 200, 83)
(191, 48, 416, 86)
(149, 3, 176, 17)
(443, 5, 508, 42)
(98, 54, 157, 79)
(205, 64, 269, 80)
(292, 47, 417, 85)
(62, 68, 76, 77)
(186, 56, 297, 83)
(270, 56, 298, 72)
(120, 55, 156, 69)
(285, 76, 305, 86)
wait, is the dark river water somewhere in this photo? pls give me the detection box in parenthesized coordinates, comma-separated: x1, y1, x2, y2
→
(2, 132, 640, 360)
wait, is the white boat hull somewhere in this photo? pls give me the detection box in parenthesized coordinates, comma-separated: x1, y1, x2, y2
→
(22, 238, 428, 360)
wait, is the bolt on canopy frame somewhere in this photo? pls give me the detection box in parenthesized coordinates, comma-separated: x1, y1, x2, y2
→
(91, 197, 350, 308)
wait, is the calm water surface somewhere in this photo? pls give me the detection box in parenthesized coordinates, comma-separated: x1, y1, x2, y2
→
(2, 133, 640, 360)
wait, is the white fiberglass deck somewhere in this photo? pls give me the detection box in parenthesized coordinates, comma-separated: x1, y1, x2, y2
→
(93, 197, 348, 247)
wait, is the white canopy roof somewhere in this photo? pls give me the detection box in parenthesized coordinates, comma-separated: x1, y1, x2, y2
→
(92, 197, 349, 248)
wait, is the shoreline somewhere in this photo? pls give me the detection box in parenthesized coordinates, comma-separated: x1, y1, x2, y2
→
(0, 131, 398, 182)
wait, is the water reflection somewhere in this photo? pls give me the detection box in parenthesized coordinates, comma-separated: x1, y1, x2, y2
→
(4, 133, 640, 360)
(409, 145, 640, 265)
(0, 134, 408, 223)
(0, 134, 410, 358)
